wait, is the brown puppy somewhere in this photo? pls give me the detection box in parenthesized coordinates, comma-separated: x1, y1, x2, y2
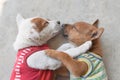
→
(45, 20, 108, 80)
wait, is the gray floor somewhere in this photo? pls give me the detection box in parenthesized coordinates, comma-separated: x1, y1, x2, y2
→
(0, 0, 120, 80)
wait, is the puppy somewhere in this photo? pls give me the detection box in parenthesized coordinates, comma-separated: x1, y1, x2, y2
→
(10, 14, 92, 80)
(45, 20, 108, 80)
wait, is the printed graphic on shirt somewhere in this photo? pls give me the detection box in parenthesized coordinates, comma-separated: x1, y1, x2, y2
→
(70, 52, 108, 80)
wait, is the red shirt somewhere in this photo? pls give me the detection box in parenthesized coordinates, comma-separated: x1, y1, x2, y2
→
(10, 44, 53, 80)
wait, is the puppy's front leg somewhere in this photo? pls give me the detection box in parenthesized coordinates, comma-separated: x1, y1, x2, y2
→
(56, 43, 75, 51)
(63, 41, 92, 57)
(45, 49, 88, 77)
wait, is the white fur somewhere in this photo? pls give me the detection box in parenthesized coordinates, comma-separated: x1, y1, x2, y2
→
(14, 14, 92, 70)
(63, 41, 92, 57)
(57, 43, 75, 51)
(27, 51, 61, 70)
(27, 41, 92, 70)
(14, 14, 61, 51)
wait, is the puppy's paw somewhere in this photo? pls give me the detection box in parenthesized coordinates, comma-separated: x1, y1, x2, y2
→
(45, 49, 55, 56)
(45, 49, 59, 58)
(80, 41, 92, 51)
(85, 41, 92, 48)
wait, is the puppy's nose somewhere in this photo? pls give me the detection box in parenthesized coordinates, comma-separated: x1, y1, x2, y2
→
(57, 21, 60, 24)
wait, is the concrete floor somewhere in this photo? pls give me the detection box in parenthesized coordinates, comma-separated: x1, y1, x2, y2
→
(0, 0, 120, 80)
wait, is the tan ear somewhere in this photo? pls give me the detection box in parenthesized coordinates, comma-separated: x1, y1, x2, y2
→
(91, 28, 104, 40)
(93, 19, 99, 28)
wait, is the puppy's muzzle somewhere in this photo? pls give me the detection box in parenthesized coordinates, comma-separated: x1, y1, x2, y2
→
(62, 24, 68, 37)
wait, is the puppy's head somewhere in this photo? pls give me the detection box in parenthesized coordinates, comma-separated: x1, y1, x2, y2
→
(62, 20, 104, 46)
(14, 14, 61, 50)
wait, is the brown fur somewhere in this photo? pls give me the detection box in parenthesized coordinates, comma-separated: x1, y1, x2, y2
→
(63, 21, 104, 56)
(45, 20, 104, 77)
(54, 65, 68, 77)
(31, 18, 48, 32)
(45, 50, 88, 77)
(93, 19, 99, 27)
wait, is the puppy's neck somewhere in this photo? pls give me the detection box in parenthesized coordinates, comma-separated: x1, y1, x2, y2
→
(89, 39, 103, 57)
(13, 36, 45, 51)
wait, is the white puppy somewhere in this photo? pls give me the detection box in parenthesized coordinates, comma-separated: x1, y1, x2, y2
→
(13, 14, 92, 70)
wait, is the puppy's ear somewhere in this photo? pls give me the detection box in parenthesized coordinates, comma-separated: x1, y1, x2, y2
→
(93, 19, 99, 28)
(16, 14, 25, 26)
(91, 28, 104, 40)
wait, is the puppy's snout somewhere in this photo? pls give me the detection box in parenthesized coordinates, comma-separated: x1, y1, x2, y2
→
(62, 24, 68, 28)
(62, 24, 68, 37)
(57, 21, 60, 24)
